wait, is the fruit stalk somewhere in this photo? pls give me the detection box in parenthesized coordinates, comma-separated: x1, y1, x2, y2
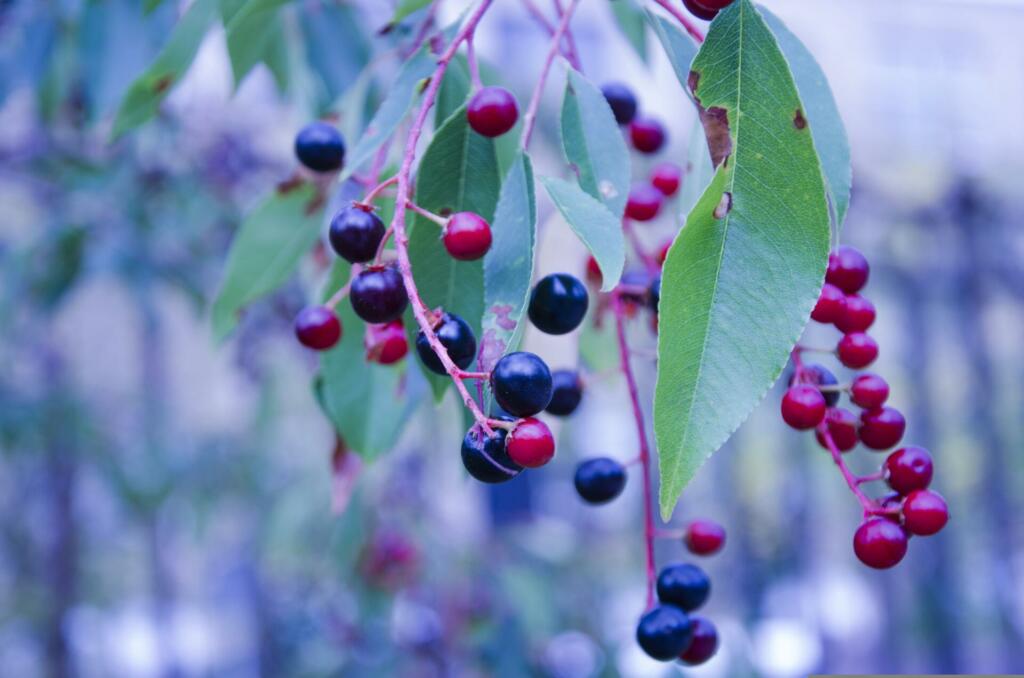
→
(520, 0, 581, 150)
(652, 0, 707, 43)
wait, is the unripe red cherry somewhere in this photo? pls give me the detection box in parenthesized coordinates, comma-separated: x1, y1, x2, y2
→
(625, 184, 663, 221)
(836, 294, 876, 333)
(884, 446, 933, 495)
(902, 489, 948, 536)
(651, 163, 683, 196)
(467, 86, 519, 137)
(294, 305, 342, 350)
(657, 240, 673, 266)
(781, 385, 827, 430)
(442, 212, 492, 261)
(837, 332, 878, 369)
(629, 117, 666, 154)
(682, 0, 718, 20)
(679, 616, 718, 666)
(684, 519, 726, 556)
(815, 407, 859, 452)
(850, 373, 889, 409)
(365, 320, 408, 365)
(826, 245, 870, 294)
(853, 517, 908, 569)
(506, 417, 556, 468)
(811, 283, 845, 324)
(858, 406, 906, 450)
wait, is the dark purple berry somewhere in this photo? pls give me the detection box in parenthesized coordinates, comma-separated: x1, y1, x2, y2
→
(546, 369, 583, 416)
(349, 266, 408, 324)
(461, 423, 522, 484)
(656, 563, 710, 612)
(295, 121, 345, 172)
(490, 351, 552, 417)
(574, 457, 627, 504)
(329, 202, 385, 263)
(789, 363, 839, 407)
(601, 82, 637, 125)
(528, 273, 589, 335)
(415, 312, 477, 375)
(635, 605, 693, 661)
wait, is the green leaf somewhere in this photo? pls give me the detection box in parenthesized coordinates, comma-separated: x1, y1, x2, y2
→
(211, 181, 324, 341)
(407, 105, 501, 399)
(560, 68, 631, 218)
(111, 0, 219, 138)
(540, 176, 624, 292)
(480, 152, 536, 371)
(760, 7, 851, 228)
(144, 0, 167, 14)
(223, 0, 291, 89)
(392, 0, 434, 24)
(435, 54, 471, 129)
(677, 117, 714, 217)
(654, 0, 831, 520)
(610, 0, 648, 62)
(645, 8, 698, 96)
(299, 2, 370, 104)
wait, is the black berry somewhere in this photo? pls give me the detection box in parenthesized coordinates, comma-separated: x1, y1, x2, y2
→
(294, 121, 345, 173)
(574, 457, 627, 504)
(461, 423, 522, 484)
(546, 369, 583, 416)
(635, 605, 693, 661)
(528, 273, 589, 335)
(656, 563, 710, 612)
(490, 351, 552, 417)
(788, 363, 839, 407)
(329, 203, 386, 263)
(349, 266, 408, 324)
(601, 82, 637, 125)
(415, 312, 477, 375)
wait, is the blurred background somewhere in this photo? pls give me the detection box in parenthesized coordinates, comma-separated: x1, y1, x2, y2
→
(1, 0, 1022, 676)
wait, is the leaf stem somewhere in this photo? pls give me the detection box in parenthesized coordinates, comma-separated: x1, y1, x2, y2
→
(520, 0, 582, 150)
(406, 200, 449, 227)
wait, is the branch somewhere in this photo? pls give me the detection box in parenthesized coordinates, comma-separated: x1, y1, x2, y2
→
(520, 0, 582, 150)
(651, 0, 706, 43)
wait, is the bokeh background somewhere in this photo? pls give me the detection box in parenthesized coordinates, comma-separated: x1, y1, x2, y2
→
(2, 0, 1023, 676)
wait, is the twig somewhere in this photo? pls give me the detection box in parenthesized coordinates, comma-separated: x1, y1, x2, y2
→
(651, 0, 706, 43)
(520, 0, 582, 150)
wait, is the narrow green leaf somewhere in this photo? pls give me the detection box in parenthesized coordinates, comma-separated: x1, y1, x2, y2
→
(144, 0, 166, 14)
(392, 0, 434, 24)
(645, 8, 698, 97)
(560, 68, 631, 218)
(678, 117, 714, 217)
(436, 54, 471, 129)
(299, 2, 370, 104)
(610, 0, 648, 62)
(223, 0, 291, 89)
(761, 7, 851, 228)
(654, 0, 831, 520)
(540, 176, 624, 292)
(211, 182, 324, 340)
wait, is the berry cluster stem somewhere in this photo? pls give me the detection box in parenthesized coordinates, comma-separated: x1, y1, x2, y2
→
(520, 0, 581, 150)
(520, 0, 582, 70)
(651, 0, 707, 43)
(816, 423, 878, 517)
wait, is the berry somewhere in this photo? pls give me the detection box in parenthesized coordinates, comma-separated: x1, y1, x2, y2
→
(850, 373, 889, 409)
(294, 306, 342, 350)
(365, 320, 407, 365)
(574, 457, 626, 504)
(815, 407, 859, 452)
(651, 163, 683, 196)
(415, 312, 477, 375)
(837, 332, 878, 369)
(491, 351, 553, 417)
(625, 184, 663, 221)
(461, 423, 522, 484)
(585, 255, 602, 286)
(694, 0, 736, 10)
(629, 117, 666, 154)
(902, 489, 949, 536)
(858, 406, 906, 450)
(528, 273, 589, 335)
(877, 491, 905, 522)
(507, 417, 555, 468)
(635, 605, 693, 661)
(442, 212, 492, 261)
(656, 563, 710, 611)
(811, 283, 845, 324)
(649, 276, 661, 311)
(679, 616, 718, 666)
(789, 363, 839, 407)
(294, 121, 345, 173)
(600, 82, 637, 125)
(781, 385, 826, 430)
(682, 0, 718, 21)
(884, 446, 933, 494)
(684, 520, 726, 556)
(836, 294, 876, 333)
(350, 266, 408, 324)
(329, 203, 386, 263)
(853, 518, 908, 569)
(546, 369, 583, 416)
(467, 86, 519, 137)
(826, 245, 870, 294)
(657, 240, 673, 265)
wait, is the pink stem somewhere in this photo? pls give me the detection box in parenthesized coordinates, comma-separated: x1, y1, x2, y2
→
(520, 0, 581, 150)
(551, 0, 583, 71)
(361, 175, 399, 207)
(521, 0, 581, 70)
(623, 219, 659, 273)
(406, 201, 448, 227)
(326, 265, 360, 309)
(466, 29, 484, 89)
(817, 423, 880, 518)
(651, 0, 706, 43)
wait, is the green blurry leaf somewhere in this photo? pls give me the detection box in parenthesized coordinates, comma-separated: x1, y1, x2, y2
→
(223, 0, 291, 90)
(610, 0, 647, 62)
(678, 117, 714, 217)
(392, 0, 434, 24)
(299, 1, 370, 104)
(111, 0, 219, 138)
(761, 7, 851, 228)
(144, 0, 166, 13)
(211, 182, 325, 340)
(645, 8, 698, 96)
(407, 105, 501, 399)
(540, 176, 624, 292)
(436, 54, 471, 129)
(654, 0, 830, 520)
(560, 68, 631, 218)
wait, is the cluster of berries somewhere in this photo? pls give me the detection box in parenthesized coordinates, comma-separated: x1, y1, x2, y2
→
(783, 245, 949, 569)
(682, 0, 736, 21)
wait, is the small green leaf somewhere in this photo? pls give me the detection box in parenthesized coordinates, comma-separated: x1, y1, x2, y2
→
(610, 0, 648, 62)
(223, 0, 291, 89)
(654, 0, 831, 520)
(560, 68, 631, 218)
(392, 0, 434, 24)
(645, 8, 698, 97)
(211, 182, 324, 341)
(540, 176, 624, 292)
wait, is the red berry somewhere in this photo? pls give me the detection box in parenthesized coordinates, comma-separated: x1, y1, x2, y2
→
(657, 240, 673, 266)
(364, 320, 408, 365)
(442, 212, 492, 260)
(858, 406, 906, 450)
(811, 283, 845, 324)
(629, 117, 666, 154)
(679, 616, 718, 665)
(625, 184, 663, 221)
(682, 0, 718, 20)
(826, 245, 870, 294)
(781, 385, 827, 430)
(884, 446, 933, 495)
(294, 305, 342, 350)
(585, 255, 602, 286)
(836, 294, 876, 333)
(651, 163, 683, 196)
(877, 492, 904, 523)
(815, 407, 859, 452)
(853, 517, 908, 569)
(684, 519, 726, 556)
(467, 86, 519, 137)
(850, 373, 889, 409)
(837, 332, 878, 369)
(506, 417, 555, 468)
(902, 489, 948, 536)
(695, 0, 736, 10)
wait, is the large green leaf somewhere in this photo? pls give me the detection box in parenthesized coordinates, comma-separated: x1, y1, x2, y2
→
(560, 69, 631, 218)
(653, 0, 831, 520)
(407, 105, 501, 399)
(761, 7, 851, 228)
(211, 182, 324, 340)
(435, 54, 471, 129)
(111, 0, 219, 138)
(646, 8, 698, 97)
(540, 176, 624, 292)
(299, 2, 370, 104)
(223, 0, 291, 91)
(609, 0, 648, 62)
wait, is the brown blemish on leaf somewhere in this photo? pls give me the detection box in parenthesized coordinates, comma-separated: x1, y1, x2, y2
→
(713, 192, 732, 219)
(438, 207, 453, 217)
(794, 109, 807, 130)
(305, 192, 326, 216)
(689, 69, 733, 168)
(153, 75, 174, 94)
(276, 174, 305, 195)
